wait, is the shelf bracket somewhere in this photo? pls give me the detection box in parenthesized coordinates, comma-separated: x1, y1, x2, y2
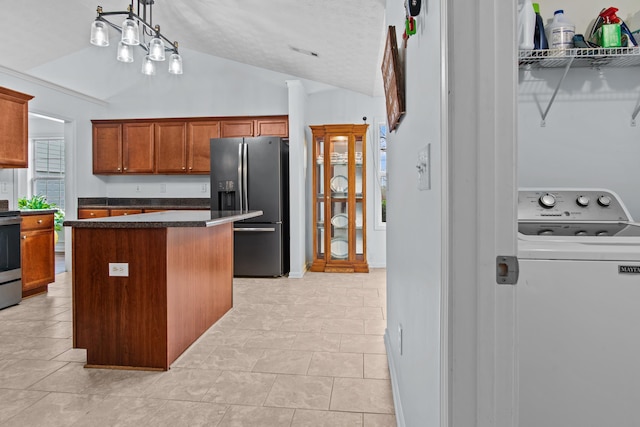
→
(540, 56, 575, 127)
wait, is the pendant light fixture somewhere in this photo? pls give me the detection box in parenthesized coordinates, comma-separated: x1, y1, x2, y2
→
(90, 1, 183, 75)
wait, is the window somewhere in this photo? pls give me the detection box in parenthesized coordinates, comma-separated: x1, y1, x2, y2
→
(32, 138, 65, 211)
(374, 122, 387, 229)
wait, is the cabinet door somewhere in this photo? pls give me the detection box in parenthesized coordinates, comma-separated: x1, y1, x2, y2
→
(77, 209, 110, 219)
(256, 118, 288, 137)
(123, 122, 155, 173)
(0, 87, 32, 168)
(155, 122, 187, 173)
(187, 121, 219, 173)
(21, 228, 55, 293)
(93, 123, 123, 174)
(220, 120, 254, 137)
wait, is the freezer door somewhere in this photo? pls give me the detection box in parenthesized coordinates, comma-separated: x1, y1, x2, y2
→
(233, 223, 284, 277)
(210, 138, 243, 211)
(245, 137, 283, 223)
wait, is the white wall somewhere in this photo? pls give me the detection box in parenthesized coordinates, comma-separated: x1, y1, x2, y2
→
(306, 89, 388, 267)
(518, 65, 640, 218)
(383, 0, 443, 425)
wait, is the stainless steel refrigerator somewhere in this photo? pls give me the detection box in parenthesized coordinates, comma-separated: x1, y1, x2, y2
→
(210, 136, 289, 277)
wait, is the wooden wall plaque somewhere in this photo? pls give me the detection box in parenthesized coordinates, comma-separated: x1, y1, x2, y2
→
(381, 26, 405, 131)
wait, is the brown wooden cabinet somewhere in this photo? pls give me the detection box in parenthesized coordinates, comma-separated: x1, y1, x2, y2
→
(123, 122, 155, 173)
(310, 124, 368, 273)
(93, 123, 123, 173)
(20, 212, 55, 297)
(0, 87, 33, 168)
(93, 116, 286, 175)
(155, 122, 188, 173)
(77, 209, 110, 219)
(186, 121, 220, 173)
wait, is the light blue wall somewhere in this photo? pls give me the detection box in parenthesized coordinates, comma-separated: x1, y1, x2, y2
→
(384, 0, 443, 425)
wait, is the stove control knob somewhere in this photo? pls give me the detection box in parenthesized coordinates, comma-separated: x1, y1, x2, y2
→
(538, 229, 554, 236)
(539, 193, 556, 208)
(596, 230, 609, 237)
(597, 195, 611, 207)
(575, 230, 588, 236)
(576, 195, 590, 207)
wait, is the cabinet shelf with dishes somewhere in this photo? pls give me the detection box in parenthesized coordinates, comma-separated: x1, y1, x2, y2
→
(310, 124, 368, 273)
(518, 47, 640, 126)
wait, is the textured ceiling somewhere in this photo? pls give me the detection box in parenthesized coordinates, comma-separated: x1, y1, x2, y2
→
(0, 0, 387, 96)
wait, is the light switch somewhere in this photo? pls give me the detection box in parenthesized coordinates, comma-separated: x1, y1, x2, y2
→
(109, 263, 129, 277)
(417, 144, 430, 191)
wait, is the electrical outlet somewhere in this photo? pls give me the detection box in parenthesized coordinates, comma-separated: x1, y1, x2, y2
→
(398, 323, 403, 355)
(201, 183, 208, 193)
(109, 263, 129, 277)
(0, 182, 7, 194)
(135, 185, 141, 193)
(417, 144, 431, 191)
(160, 184, 166, 193)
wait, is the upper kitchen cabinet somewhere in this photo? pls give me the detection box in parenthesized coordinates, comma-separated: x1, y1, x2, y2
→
(187, 121, 220, 174)
(219, 116, 289, 138)
(122, 122, 155, 173)
(0, 87, 34, 168)
(92, 120, 154, 174)
(155, 121, 187, 173)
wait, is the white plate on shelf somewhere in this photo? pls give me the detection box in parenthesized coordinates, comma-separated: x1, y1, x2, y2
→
(331, 213, 348, 228)
(331, 238, 348, 259)
(330, 175, 348, 193)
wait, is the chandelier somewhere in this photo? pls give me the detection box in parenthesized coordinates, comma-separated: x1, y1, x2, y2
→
(90, 0, 183, 75)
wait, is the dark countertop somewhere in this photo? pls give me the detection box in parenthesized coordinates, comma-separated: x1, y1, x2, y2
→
(20, 209, 58, 216)
(63, 210, 262, 228)
(77, 197, 210, 210)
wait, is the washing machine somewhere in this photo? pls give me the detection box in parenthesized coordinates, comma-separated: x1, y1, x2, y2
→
(517, 188, 640, 427)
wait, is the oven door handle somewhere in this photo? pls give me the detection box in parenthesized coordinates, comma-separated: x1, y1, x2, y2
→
(0, 217, 21, 226)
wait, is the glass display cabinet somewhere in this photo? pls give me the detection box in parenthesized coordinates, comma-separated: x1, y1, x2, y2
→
(310, 124, 368, 273)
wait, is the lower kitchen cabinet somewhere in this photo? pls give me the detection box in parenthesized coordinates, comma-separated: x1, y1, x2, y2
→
(20, 212, 55, 297)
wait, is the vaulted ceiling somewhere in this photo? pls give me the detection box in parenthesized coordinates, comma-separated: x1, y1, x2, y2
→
(0, 0, 387, 97)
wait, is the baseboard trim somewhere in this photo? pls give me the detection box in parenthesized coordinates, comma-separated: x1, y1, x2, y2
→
(385, 329, 406, 427)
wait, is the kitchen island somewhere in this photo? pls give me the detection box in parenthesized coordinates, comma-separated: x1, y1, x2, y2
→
(64, 210, 261, 371)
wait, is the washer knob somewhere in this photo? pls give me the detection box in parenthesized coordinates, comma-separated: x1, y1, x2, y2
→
(597, 195, 611, 207)
(576, 195, 590, 207)
(539, 193, 556, 209)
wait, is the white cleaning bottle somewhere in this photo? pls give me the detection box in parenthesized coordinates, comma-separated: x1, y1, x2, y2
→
(546, 9, 575, 49)
(518, 0, 536, 50)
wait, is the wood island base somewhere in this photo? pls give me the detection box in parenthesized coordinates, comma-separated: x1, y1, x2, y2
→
(72, 223, 233, 370)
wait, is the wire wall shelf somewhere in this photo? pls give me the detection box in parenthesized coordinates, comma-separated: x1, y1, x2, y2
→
(519, 47, 640, 69)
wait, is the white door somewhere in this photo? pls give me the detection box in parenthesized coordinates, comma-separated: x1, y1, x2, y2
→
(445, 0, 519, 426)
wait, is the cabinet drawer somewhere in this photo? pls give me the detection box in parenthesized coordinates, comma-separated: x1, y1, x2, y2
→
(78, 209, 110, 219)
(110, 209, 143, 216)
(21, 214, 54, 231)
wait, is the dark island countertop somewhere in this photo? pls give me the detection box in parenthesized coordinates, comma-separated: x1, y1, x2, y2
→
(77, 197, 210, 210)
(63, 210, 262, 229)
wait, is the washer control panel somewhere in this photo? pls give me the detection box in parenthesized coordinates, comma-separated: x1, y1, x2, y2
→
(518, 189, 631, 222)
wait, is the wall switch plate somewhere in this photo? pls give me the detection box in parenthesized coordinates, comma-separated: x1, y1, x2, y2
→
(109, 263, 129, 277)
(417, 144, 431, 191)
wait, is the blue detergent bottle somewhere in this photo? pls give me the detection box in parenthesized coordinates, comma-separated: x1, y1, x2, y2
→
(533, 3, 549, 49)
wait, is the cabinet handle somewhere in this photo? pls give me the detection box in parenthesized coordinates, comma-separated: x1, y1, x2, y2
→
(189, 167, 192, 170)
(123, 213, 128, 215)
(22, 235, 26, 240)
(182, 167, 186, 170)
(37, 219, 43, 224)
(117, 167, 121, 171)
(90, 213, 95, 216)
(123, 167, 128, 171)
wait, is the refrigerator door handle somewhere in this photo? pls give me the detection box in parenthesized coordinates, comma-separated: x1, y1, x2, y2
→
(233, 227, 276, 232)
(238, 142, 243, 212)
(243, 141, 249, 211)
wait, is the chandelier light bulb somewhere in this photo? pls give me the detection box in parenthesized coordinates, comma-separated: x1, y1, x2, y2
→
(141, 55, 156, 75)
(148, 37, 165, 61)
(168, 53, 183, 74)
(116, 41, 134, 63)
(90, 20, 109, 46)
(121, 18, 140, 46)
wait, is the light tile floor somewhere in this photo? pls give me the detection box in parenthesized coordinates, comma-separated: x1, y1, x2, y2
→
(0, 269, 396, 426)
